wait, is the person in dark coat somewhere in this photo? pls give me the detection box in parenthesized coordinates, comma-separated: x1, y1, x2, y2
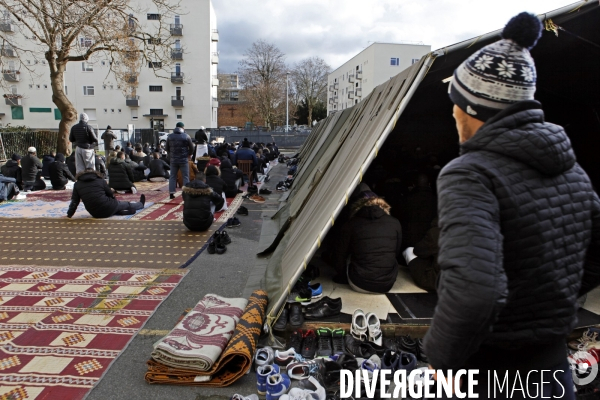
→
(69, 113, 97, 173)
(20, 147, 43, 191)
(0, 174, 18, 201)
(1, 154, 23, 190)
(333, 191, 402, 293)
(423, 13, 600, 398)
(147, 152, 170, 181)
(49, 153, 75, 190)
(404, 218, 440, 292)
(204, 165, 226, 197)
(400, 173, 437, 248)
(41, 152, 55, 179)
(220, 159, 244, 198)
(66, 153, 77, 176)
(182, 172, 224, 231)
(94, 152, 106, 179)
(195, 127, 208, 144)
(101, 126, 117, 152)
(166, 122, 194, 198)
(123, 142, 134, 156)
(107, 152, 136, 193)
(124, 155, 146, 182)
(32, 171, 46, 191)
(67, 169, 145, 218)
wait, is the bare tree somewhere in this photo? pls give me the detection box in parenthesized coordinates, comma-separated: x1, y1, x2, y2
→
(237, 39, 287, 130)
(291, 56, 330, 126)
(0, 0, 182, 154)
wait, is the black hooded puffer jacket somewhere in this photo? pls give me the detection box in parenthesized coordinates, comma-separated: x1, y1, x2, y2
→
(67, 170, 119, 218)
(424, 101, 600, 370)
(220, 159, 244, 197)
(108, 158, 134, 190)
(333, 197, 402, 293)
(182, 180, 225, 231)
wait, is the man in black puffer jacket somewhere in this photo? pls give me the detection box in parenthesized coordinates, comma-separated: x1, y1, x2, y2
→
(41, 152, 55, 179)
(166, 122, 194, 198)
(333, 192, 402, 293)
(67, 169, 145, 218)
(1, 154, 23, 190)
(49, 153, 75, 190)
(220, 159, 243, 197)
(424, 13, 600, 397)
(107, 152, 136, 193)
(182, 172, 224, 231)
(147, 152, 170, 181)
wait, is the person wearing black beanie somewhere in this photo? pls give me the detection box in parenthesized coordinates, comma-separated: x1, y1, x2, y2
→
(424, 12, 600, 398)
(49, 152, 75, 190)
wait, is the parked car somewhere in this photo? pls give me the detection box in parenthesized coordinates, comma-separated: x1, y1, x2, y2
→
(158, 132, 169, 146)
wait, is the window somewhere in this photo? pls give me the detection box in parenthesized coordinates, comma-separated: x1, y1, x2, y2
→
(65, 86, 68, 95)
(176, 109, 182, 119)
(43, 84, 48, 89)
(149, 85, 162, 92)
(101, 61, 106, 66)
(148, 61, 162, 68)
(26, 60, 31, 65)
(131, 109, 138, 120)
(102, 85, 107, 90)
(118, 109, 122, 113)
(80, 37, 93, 47)
(390, 57, 400, 66)
(28, 84, 33, 89)
(412, 58, 420, 64)
(54, 109, 61, 120)
(174, 39, 181, 50)
(147, 37, 161, 45)
(81, 62, 93, 72)
(36, 84, 40, 89)
(149, 109, 163, 115)
(29, 108, 51, 113)
(11, 106, 23, 120)
(83, 86, 94, 96)
(83, 108, 96, 120)
(109, 85, 114, 90)
(103, 108, 107, 113)
(147, 13, 161, 20)
(175, 15, 180, 25)
(111, 109, 115, 113)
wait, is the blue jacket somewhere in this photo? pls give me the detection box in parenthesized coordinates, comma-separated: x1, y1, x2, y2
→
(0, 174, 17, 201)
(234, 147, 257, 168)
(166, 128, 194, 164)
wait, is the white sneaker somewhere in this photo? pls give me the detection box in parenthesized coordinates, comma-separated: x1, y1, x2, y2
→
(231, 395, 259, 400)
(131, 186, 137, 194)
(351, 309, 367, 340)
(282, 377, 326, 400)
(366, 312, 382, 346)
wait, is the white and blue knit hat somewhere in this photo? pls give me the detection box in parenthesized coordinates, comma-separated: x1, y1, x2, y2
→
(449, 12, 543, 121)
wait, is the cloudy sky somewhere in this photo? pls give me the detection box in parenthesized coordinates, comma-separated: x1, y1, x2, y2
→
(213, 0, 574, 73)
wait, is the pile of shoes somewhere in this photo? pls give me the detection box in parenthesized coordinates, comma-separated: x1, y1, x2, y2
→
(243, 186, 266, 203)
(207, 230, 231, 255)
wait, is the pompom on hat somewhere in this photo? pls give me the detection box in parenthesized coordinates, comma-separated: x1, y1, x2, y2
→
(448, 12, 543, 122)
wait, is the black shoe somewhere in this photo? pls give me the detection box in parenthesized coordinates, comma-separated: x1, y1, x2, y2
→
(304, 298, 342, 319)
(301, 330, 317, 359)
(288, 329, 303, 353)
(220, 230, 232, 245)
(230, 217, 241, 227)
(140, 194, 146, 207)
(332, 329, 346, 355)
(207, 240, 216, 254)
(170, 193, 175, 199)
(304, 296, 341, 312)
(289, 303, 304, 328)
(273, 307, 289, 332)
(216, 242, 227, 254)
(316, 327, 333, 357)
(343, 335, 365, 357)
(247, 185, 258, 193)
(259, 188, 272, 195)
(226, 218, 233, 228)
(398, 335, 417, 355)
(237, 206, 248, 216)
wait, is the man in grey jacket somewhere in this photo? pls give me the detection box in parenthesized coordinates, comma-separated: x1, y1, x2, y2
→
(165, 122, 194, 199)
(69, 113, 97, 173)
(101, 125, 117, 152)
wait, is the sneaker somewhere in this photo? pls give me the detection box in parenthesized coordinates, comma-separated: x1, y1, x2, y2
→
(308, 283, 323, 300)
(331, 329, 345, 355)
(289, 303, 304, 328)
(351, 309, 368, 341)
(398, 335, 417, 354)
(316, 328, 333, 357)
(216, 241, 227, 254)
(266, 373, 291, 400)
(247, 185, 258, 193)
(304, 297, 341, 312)
(237, 206, 249, 216)
(396, 351, 417, 373)
(255, 346, 275, 370)
(289, 329, 303, 353)
(257, 364, 280, 395)
(304, 298, 342, 320)
(250, 194, 266, 203)
(344, 335, 372, 359)
(231, 395, 259, 400)
(230, 217, 241, 227)
(365, 312, 382, 346)
(131, 186, 137, 194)
(275, 348, 301, 366)
(169, 193, 175, 199)
(207, 240, 216, 254)
(273, 307, 289, 332)
(220, 230, 232, 245)
(227, 218, 233, 228)
(116, 190, 126, 194)
(381, 350, 399, 371)
(283, 377, 326, 400)
(286, 358, 325, 380)
(288, 286, 312, 303)
(259, 188, 272, 195)
(301, 330, 318, 359)
(276, 184, 288, 192)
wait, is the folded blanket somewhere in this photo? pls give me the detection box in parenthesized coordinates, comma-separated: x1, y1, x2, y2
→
(151, 294, 248, 372)
(146, 289, 268, 386)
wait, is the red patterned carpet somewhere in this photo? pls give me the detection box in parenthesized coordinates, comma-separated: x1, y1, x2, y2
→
(132, 193, 244, 222)
(0, 266, 186, 399)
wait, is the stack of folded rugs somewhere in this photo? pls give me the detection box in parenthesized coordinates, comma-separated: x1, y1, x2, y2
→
(145, 290, 268, 387)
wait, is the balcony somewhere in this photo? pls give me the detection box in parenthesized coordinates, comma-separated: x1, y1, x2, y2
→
(329, 85, 335, 92)
(356, 71, 363, 79)
(170, 24, 183, 36)
(356, 88, 362, 97)
(4, 94, 22, 106)
(348, 91, 354, 99)
(333, 96, 338, 102)
(212, 75, 219, 86)
(212, 97, 219, 108)
(328, 98, 334, 104)
(171, 72, 184, 83)
(171, 96, 184, 107)
(126, 95, 139, 107)
(211, 29, 219, 42)
(2, 70, 20, 82)
(0, 23, 14, 33)
(211, 52, 219, 64)
(333, 82, 339, 90)
(171, 50, 183, 60)
(348, 74, 355, 83)
(1, 48, 15, 57)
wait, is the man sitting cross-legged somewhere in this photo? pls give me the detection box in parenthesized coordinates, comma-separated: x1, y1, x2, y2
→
(67, 168, 145, 218)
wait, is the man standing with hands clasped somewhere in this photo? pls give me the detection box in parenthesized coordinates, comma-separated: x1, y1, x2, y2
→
(424, 12, 600, 399)
(69, 113, 98, 173)
(166, 121, 194, 199)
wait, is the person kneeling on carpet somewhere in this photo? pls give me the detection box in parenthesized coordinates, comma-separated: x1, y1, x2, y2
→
(67, 169, 145, 218)
(49, 153, 75, 190)
(182, 171, 224, 231)
(332, 191, 402, 294)
(108, 151, 137, 194)
(402, 218, 440, 292)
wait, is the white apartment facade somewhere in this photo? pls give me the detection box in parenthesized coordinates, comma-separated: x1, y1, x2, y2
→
(327, 42, 430, 115)
(0, 0, 219, 132)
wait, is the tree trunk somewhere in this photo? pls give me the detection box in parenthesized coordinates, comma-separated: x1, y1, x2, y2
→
(50, 63, 77, 155)
(307, 106, 313, 129)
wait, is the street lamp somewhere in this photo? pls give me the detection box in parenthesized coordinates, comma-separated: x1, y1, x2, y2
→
(286, 72, 289, 134)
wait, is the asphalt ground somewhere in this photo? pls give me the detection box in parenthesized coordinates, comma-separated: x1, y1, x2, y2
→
(86, 162, 288, 400)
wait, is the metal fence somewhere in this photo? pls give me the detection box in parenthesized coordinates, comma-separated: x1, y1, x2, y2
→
(210, 130, 309, 148)
(0, 131, 59, 161)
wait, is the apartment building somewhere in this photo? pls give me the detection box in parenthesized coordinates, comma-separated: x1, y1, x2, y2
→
(217, 74, 249, 129)
(327, 42, 430, 115)
(0, 0, 219, 132)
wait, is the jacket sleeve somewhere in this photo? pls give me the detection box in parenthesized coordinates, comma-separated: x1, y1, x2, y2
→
(211, 192, 225, 210)
(125, 165, 134, 183)
(187, 137, 194, 156)
(87, 126, 98, 143)
(579, 191, 600, 296)
(65, 166, 76, 182)
(162, 160, 170, 170)
(69, 128, 75, 144)
(103, 180, 115, 199)
(67, 186, 81, 217)
(423, 165, 507, 370)
(35, 158, 43, 169)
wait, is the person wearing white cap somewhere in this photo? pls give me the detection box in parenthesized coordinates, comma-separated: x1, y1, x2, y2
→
(20, 147, 42, 191)
(69, 112, 98, 174)
(194, 126, 208, 144)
